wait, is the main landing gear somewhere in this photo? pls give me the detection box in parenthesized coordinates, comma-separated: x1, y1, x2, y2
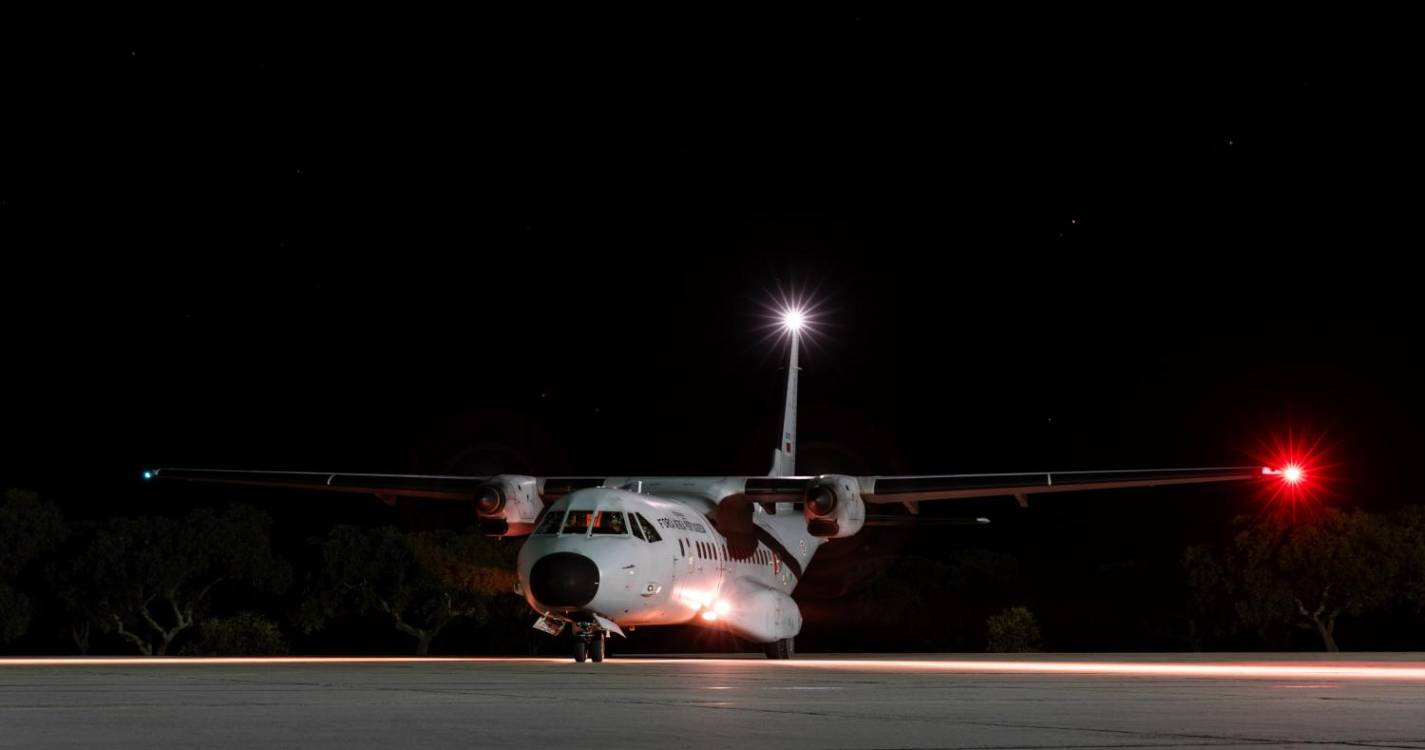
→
(573, 628, 607, 663)
(763, 637, 794, 659)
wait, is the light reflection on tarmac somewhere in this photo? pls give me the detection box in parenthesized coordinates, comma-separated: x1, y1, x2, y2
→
(5, 654, 1425, 680)
(5, 654, 1425, 749)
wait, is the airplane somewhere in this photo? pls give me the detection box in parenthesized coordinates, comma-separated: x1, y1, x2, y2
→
(151, 309, 1296, 662)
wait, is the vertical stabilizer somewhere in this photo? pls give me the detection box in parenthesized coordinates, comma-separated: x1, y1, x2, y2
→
(769, 330, 799, 476)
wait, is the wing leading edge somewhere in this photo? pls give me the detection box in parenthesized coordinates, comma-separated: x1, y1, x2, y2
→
(153, 465, 1263, 506)
(862, 466, 1262, 505)
(151, 468, 606, 503)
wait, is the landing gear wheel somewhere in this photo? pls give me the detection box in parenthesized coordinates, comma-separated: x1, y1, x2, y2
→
(573, 639, 588, 663)
(763, 637, 794, 659)
(590, 634, 605, 663)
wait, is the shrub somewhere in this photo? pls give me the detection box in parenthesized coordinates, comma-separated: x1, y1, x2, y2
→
(183, 612, 288, 656)
(986, 606, 1041, 653)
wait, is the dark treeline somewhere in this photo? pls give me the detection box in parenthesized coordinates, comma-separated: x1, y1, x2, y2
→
(3, 488, 1424, 656)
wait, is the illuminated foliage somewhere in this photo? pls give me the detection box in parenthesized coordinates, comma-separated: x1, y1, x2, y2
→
(1395, 506, 1425, 614)
(986, 606, 1042, 653)
(0, 489, 66, 645)
(840, 550, 1025, 651)
(299, 526, 517, 655)
(69, 505, 291, 656)
(1187, 509, 1397, 652)
(181, 612, 288, 656)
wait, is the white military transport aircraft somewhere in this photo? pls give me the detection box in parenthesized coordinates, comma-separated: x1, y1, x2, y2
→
(154, 311, 1283, 662)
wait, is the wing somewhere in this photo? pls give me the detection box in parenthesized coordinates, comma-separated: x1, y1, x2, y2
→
(150, 468, 605, 503)
(152, 466, 1264, 507)
(861, 466, 1263, 506)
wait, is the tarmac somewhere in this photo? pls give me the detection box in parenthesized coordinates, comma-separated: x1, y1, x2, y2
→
(3, 653, 1424, 749)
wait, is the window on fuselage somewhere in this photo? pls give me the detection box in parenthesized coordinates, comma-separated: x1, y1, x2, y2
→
(533, 510, 564, 535)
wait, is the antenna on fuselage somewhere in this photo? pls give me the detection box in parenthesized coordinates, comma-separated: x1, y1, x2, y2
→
(769, 309, 803, 477)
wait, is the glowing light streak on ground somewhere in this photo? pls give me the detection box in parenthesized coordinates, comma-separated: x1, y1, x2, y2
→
(0, 657, 567, 667)
(4, 656, 1425, 680)
(773, 658, 1425, 681)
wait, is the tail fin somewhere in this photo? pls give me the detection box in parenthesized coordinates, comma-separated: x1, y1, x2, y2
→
(769, 330, 799, 477)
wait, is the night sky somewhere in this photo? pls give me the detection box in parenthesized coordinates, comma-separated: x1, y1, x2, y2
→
(4, 22, 1420, 647)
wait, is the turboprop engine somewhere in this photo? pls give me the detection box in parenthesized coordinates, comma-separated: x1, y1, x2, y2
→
(803, 474, 865, 538)
(474, 474, 542, 537)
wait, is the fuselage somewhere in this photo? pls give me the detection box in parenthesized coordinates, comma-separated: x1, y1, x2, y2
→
(516, 481, 820, 642)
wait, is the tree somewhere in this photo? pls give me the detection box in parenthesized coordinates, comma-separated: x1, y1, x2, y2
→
(1394, 506, 1425, 614)
(986, 606, 1041, 653)
(843, 550, 1024, 651)
(300, 526, 517, 655)
(1188, 509, 1397, 652)
(0, 489, 66, 645)
(75, 505, 290, 655)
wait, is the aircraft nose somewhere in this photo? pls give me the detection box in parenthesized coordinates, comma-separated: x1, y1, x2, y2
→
(528, 552, 600, 608)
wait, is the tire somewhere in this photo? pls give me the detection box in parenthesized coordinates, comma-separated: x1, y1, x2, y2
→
(763, 638, 791, 659)
(574, 640, 588, 663)
(590, 634, 605, 663)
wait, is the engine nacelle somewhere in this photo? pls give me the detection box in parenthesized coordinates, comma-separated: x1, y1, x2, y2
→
(803, 474, 865, 538)
(717, 580, 802, 643)
(474, 474, 542, 537)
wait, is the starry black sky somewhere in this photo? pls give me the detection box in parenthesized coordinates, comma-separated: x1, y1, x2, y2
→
(3, 17, 1419, 537)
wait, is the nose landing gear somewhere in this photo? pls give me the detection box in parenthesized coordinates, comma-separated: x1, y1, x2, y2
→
(573, 625, 607, 663)
(762, 637, 794, 659)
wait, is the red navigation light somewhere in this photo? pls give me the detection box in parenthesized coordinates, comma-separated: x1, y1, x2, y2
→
(1254, 430, 1333, 520)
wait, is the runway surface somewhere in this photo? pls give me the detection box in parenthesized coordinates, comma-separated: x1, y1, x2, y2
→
(3, 653, 1424, 749)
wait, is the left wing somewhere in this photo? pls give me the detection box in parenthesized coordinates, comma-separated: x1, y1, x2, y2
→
(860, 466, 1264, 507)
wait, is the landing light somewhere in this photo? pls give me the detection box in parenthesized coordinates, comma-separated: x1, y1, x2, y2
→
(142, 470, 154, 481)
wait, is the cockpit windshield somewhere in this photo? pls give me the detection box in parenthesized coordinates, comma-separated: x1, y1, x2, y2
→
(532, 510, 565, 535)
(591, 511, 628, 535)
(561, 509, 629, 535)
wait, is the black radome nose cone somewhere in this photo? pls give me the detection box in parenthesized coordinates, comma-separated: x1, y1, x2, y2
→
(529, 552, 600, 608)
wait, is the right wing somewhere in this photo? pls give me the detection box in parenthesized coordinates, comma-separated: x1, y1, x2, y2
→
(151, 468, 605, 503)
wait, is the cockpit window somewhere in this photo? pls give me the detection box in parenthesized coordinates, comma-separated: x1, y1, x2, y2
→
(635, 513, 661, 542)
(589, 511, 628, 535)
(561, 510, 591, 534)
(533, 510, 565, 535)
(630, 517, 645, 540)
(561, 510, 629, 535)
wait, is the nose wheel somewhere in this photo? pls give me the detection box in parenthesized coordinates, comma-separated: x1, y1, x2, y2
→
(763, 637, 794, 659)
(573, 630, 606, 663)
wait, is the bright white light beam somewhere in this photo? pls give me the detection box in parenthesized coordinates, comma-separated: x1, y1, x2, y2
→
(781, 308, 806, 333)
